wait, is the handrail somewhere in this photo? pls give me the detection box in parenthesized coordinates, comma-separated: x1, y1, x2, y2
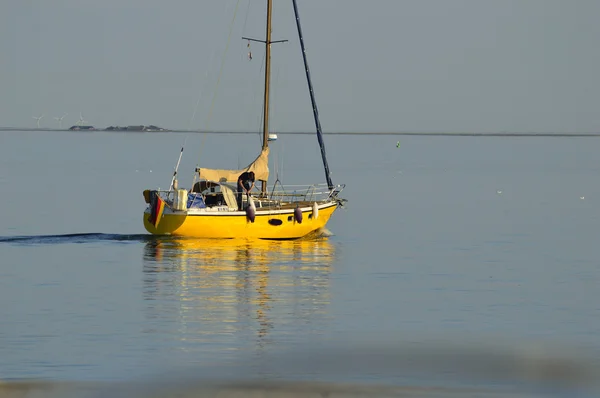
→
(150, 183, 345, 205)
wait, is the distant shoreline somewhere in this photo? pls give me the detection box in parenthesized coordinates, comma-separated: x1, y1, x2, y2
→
(1, 127, 599, 137)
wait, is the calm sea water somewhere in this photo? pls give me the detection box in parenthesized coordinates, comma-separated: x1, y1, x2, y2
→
(1, 130, 600, 395)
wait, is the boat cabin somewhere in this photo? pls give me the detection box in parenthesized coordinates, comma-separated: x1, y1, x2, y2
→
(189, 180, 238, 210)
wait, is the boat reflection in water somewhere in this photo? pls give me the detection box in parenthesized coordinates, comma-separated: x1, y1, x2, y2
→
(142, 237, 335, 356)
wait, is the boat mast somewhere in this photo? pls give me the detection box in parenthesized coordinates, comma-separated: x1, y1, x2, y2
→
(292, 0, 334, 190)
(261, 0, 273, 195)
(242, 1, 287, 195)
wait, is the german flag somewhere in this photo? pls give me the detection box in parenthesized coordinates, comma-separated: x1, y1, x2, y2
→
(148, 190, 166, 228)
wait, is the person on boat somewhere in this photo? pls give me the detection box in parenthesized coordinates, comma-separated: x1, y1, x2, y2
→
(237, 171, 255, 210)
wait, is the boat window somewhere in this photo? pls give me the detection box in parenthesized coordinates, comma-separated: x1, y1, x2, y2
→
(191, 180, 220, 193)
(204, 192, 225, 207)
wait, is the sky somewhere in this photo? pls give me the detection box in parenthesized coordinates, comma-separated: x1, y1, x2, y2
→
(1, 0, 599, 133)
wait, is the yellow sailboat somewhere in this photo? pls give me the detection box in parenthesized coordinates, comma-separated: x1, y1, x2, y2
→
(142, 0, 346, 239)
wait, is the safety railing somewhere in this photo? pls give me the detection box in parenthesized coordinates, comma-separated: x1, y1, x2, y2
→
(145, 183, 346, 210)
(267, 183, 346, 203)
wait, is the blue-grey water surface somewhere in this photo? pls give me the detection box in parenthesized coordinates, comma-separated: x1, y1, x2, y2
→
(1, 130, 599, 396)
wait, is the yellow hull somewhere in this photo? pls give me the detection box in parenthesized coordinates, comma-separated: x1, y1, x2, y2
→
(143, 203, 338, 239)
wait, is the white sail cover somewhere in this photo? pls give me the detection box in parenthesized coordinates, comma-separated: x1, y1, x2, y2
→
(197, 148, 269, 183)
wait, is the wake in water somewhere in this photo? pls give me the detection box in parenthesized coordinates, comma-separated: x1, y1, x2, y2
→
(0, 233, 157, 245)
(0, 229, 335, 245)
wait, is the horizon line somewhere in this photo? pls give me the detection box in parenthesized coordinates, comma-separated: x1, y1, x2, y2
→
(1, 127, 600, 137)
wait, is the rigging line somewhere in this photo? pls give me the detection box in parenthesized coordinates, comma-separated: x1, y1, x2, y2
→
(188, 49, 217, 131)
(256, 50, 266, 145)
(241, 0, 251, 62)
(273, 139, 278, 183)
(240, 24, 265, 147)
(175, 39, 217, 189)
(197, 0, 242, 164)
(271, 65, 280, 136)
(242, 0, 251, 37)
(279, 137, 284, 183)
(292, 0, 334, 190)
(269, 0, 288, 141)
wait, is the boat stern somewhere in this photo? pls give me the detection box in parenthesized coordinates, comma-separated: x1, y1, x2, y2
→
(143, 207, 187, 235)
(142, 189, 188, 235)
